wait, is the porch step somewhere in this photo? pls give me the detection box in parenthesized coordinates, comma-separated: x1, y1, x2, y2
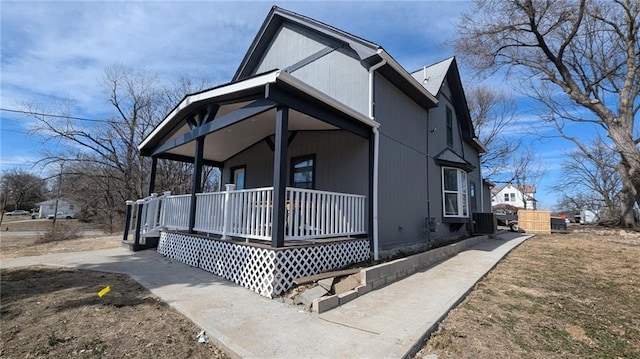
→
(121, 236, 159, 252)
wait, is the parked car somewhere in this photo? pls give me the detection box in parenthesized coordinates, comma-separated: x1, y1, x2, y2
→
(47, 212, 75, 219)
(5, 210, 30, 216)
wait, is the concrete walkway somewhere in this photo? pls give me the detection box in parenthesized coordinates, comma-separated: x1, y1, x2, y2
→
(1, 231, 532, 359)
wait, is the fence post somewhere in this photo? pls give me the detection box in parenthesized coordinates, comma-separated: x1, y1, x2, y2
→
(123, 200, 135, 242)
(221, 184, 236, 239)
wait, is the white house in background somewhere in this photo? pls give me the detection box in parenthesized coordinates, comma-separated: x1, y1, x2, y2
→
(37, 199, 78, 219)
(491, 183, 537, 210)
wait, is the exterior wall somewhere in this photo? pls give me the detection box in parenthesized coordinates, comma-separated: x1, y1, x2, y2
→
(222, 130, 369, 196)
(256, 23, 327, 74)
(38, 200, 77, 218)
(375, 74, 483, 255)
(426, 80, 478, 240)
(290, 48, 369, 115)
(463, 141, 483, 214)
(254, 22, 369, 115)
(375, 74, 430, 251)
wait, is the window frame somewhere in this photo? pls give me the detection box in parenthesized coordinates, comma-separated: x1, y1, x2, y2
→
(230, 165, 246, 190)
(446, 106, 453, 147)
(290, 154, 316, 189)
(442, 167, 469, 218)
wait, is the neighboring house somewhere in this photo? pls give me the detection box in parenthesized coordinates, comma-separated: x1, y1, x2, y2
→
(37, 199, 78, 219)
(125, 6, 490, 297)
(491, 183, 537, 210)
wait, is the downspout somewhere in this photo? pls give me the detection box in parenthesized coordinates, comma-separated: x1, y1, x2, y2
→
(479, 153, 484, 212)
(369, 57, 386, 261)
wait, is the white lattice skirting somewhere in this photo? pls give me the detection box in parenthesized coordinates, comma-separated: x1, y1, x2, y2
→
(157, 231, 370, 297)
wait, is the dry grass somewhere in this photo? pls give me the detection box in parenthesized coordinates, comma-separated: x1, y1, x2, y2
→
(0, 218, 121, 259)
(416, 230, 640, 358)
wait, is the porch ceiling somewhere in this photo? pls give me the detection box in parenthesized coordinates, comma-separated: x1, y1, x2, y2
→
(140, 70, 377, 165)
(164, 106, 336, 162)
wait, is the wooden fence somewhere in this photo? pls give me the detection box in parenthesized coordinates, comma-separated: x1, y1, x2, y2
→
(518, 210, 550, 234)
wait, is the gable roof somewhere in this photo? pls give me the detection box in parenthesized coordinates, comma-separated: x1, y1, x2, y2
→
(410, 57, 453, 96)
(411, 57, 487, 154)
(234, 6, 438, 109)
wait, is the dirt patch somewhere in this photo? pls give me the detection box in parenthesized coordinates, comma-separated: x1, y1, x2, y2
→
(415, 231, 640, 358)
(1, 266, 228, 358)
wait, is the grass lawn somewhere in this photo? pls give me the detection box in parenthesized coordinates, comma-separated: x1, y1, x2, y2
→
(416, 231, 640, 358)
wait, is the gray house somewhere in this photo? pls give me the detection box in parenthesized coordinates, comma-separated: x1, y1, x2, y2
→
(125, 7, 490, 297)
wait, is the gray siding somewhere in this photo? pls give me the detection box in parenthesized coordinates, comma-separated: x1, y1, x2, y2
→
(254, 23, 370, 116)
(222, 130, 369, 196)
(291, 48, 369, 115)
(375, 74, 482, 252)
(255, 23, 327, 74)
(374, 73, 430, 250)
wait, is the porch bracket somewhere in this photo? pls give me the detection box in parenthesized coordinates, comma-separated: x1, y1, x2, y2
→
(271, 106, 289, 248)
(147, 99, 277, 157)
(265, 84, 370, 139)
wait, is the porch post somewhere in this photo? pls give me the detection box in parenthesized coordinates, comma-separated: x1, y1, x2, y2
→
(271, 106, 289, 248)
(148, 157, 158, 196)
(188, 137, 205, 233)
(134, 199, 144, 251)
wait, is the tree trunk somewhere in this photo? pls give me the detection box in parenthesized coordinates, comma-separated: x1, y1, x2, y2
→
(610, 122, 640, 227)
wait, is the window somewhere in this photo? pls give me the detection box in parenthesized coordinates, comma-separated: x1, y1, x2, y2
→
(442, 167, 468, 217)
(291, 154, 315, 189)
(504, 193, 510, 202)
(231, 165, 246, 190)
(510, 193, 516, 202)
(69, 204, 74, 210)
(446, 106, 453, 147)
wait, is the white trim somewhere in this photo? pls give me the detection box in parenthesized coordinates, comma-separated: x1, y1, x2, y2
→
(442, 167, 469, 218)
(378, 49, 439, 106)
(138, 70, 380, 151)
(138, 71, 281, 151)
(368, 58, 386, 262)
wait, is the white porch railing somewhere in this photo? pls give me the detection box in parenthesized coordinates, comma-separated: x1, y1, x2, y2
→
(285, 188, 366, 240)
(193, 191, 225, 234)
(128, 187, 366, 241)
(161, 193, 191, 231)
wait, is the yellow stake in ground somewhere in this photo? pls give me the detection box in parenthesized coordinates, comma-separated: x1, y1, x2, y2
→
(97, 285, 111, 297)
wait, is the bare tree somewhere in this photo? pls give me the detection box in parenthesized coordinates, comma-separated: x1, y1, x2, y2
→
(467, 85, 520, 179)
(456, 0, 640, 227)
(510, 145, 546, 209)
(26, 65, 215, 231)
(0, 168, 46, 211)
(554, 135, 622, 217)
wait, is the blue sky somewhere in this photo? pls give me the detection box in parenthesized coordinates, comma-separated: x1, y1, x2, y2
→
(0, 0, 585, 209)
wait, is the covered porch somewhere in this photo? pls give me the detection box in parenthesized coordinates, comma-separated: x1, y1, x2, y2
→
(123, 70, 376, 296)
